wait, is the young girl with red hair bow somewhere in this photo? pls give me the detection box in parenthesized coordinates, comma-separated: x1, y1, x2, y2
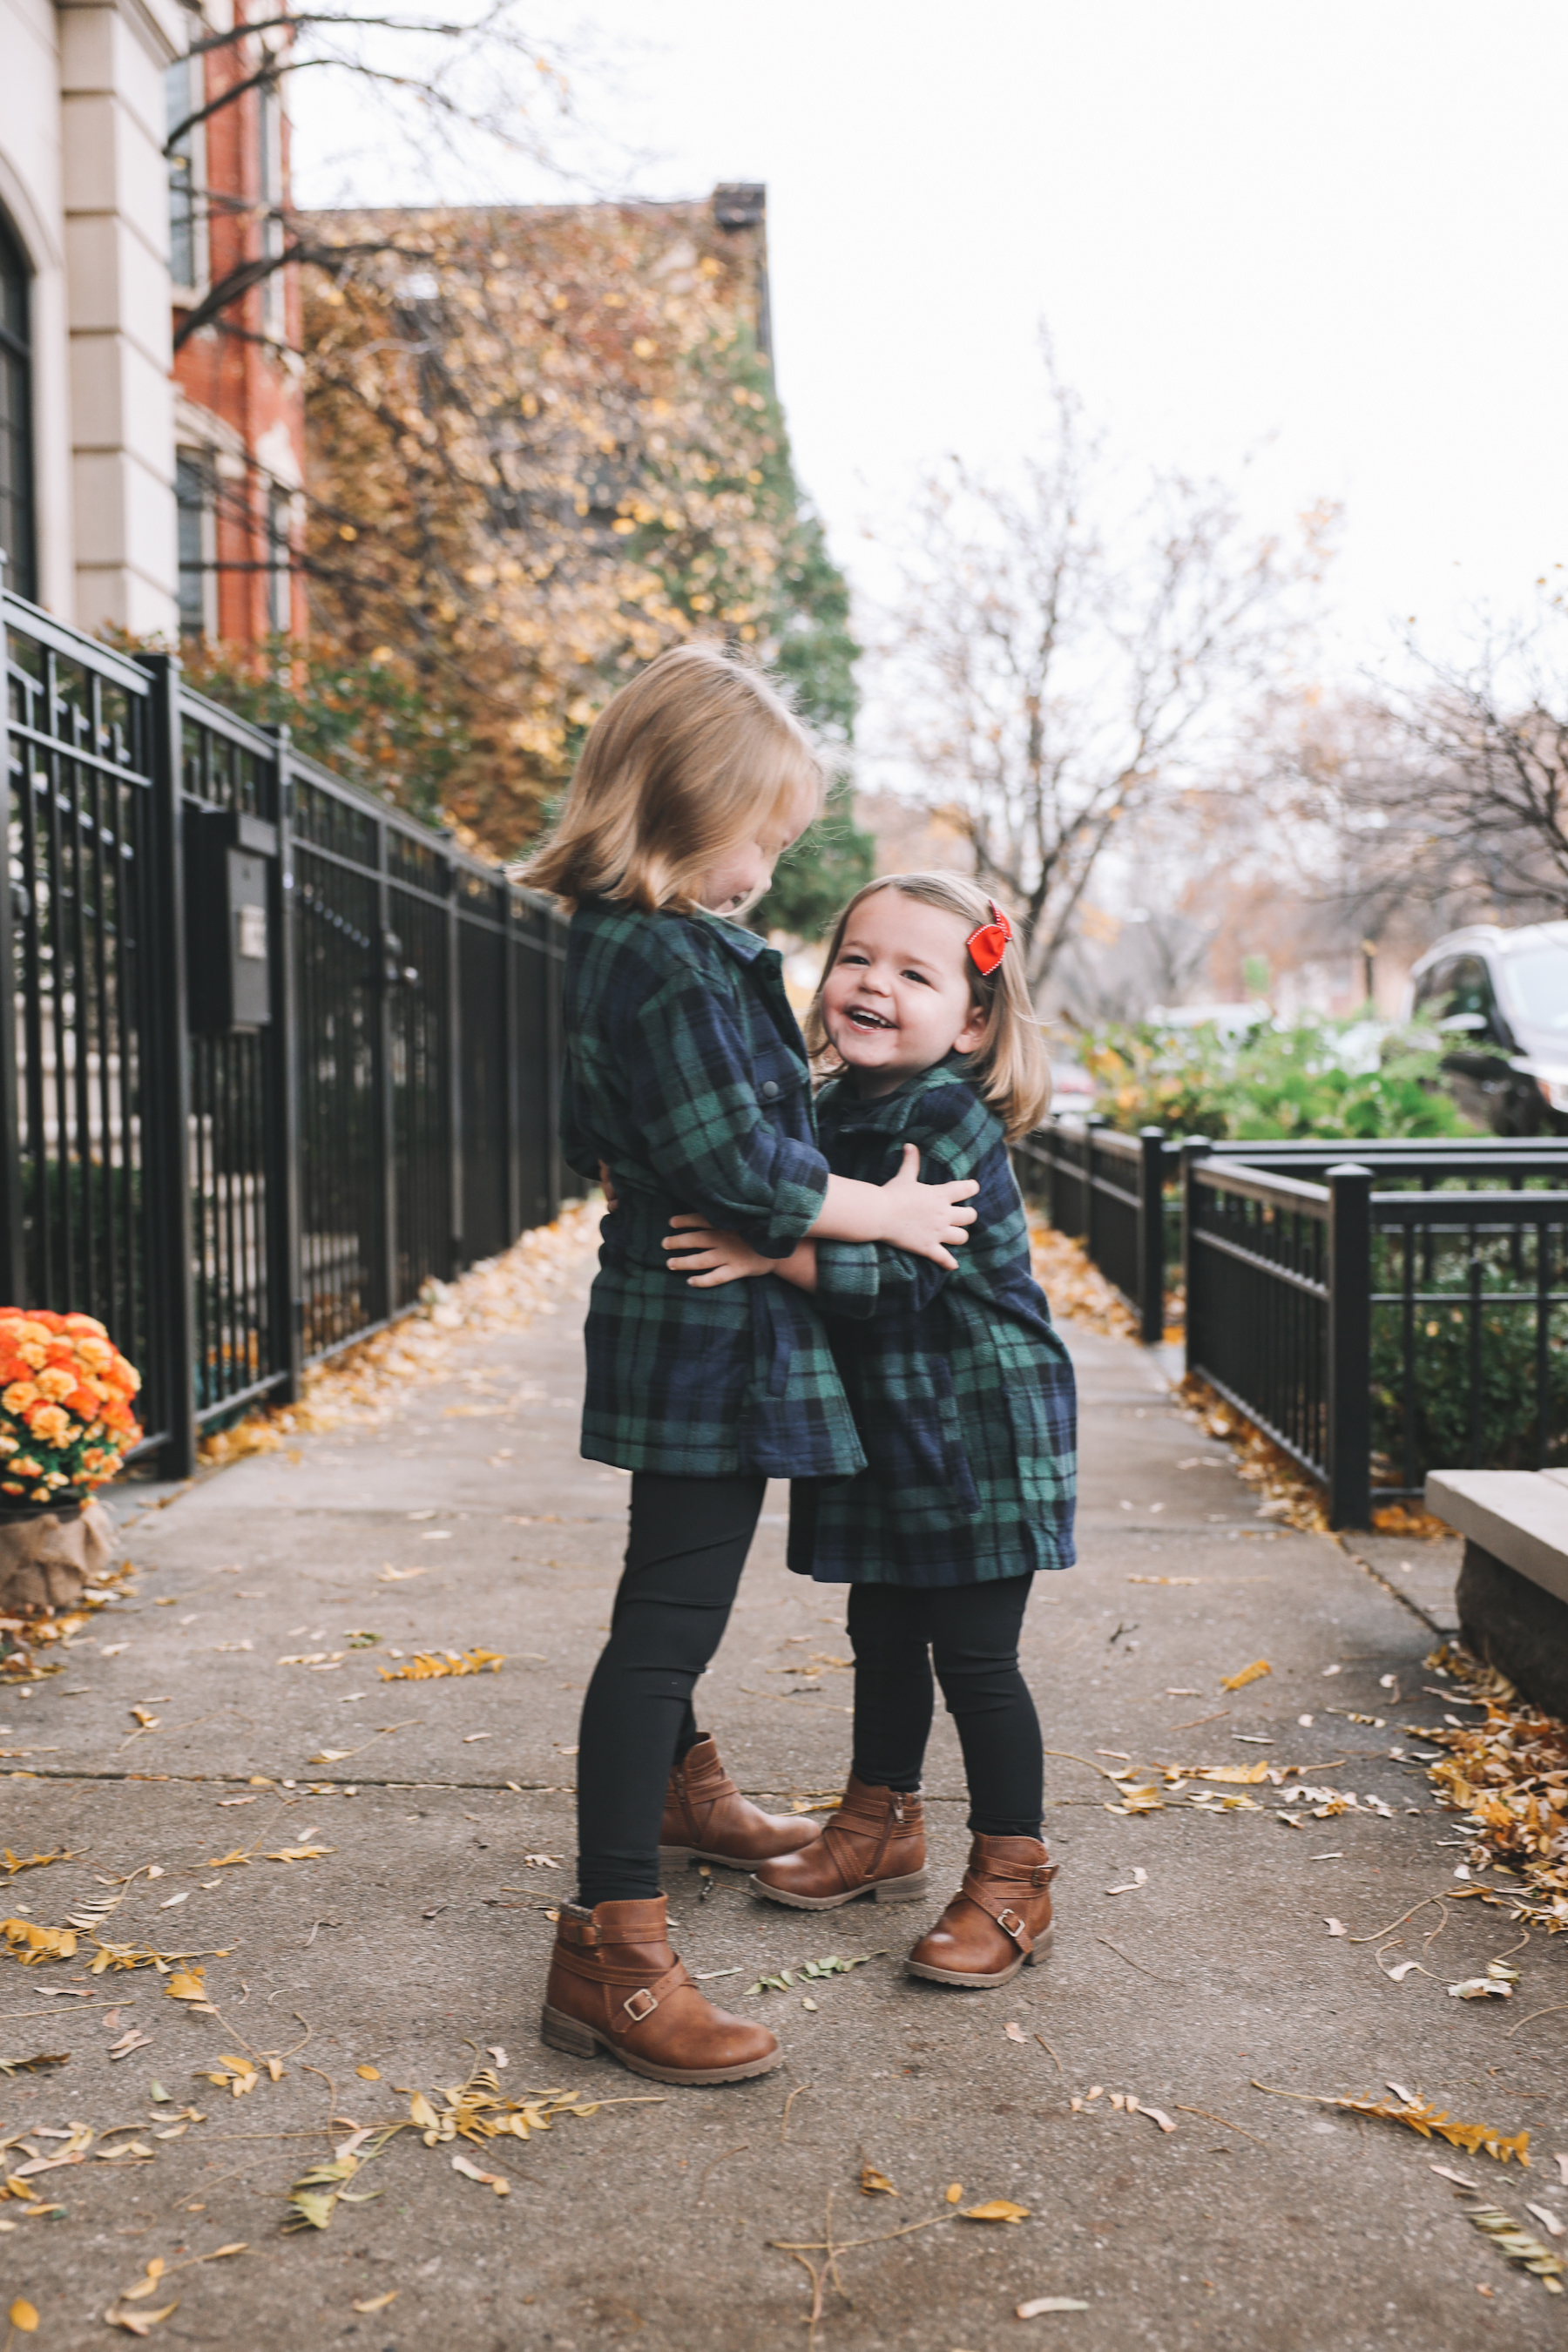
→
(667, 873, 1078, 1988)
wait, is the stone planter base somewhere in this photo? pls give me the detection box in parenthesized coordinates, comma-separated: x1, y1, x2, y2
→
(1456, 1538, 1568, 1722)
(0, 1500, 115, 1615)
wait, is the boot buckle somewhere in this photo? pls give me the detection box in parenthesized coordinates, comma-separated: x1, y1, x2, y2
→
(622, 1986, 659, 2024)
(996, 1906, 1026, 1943)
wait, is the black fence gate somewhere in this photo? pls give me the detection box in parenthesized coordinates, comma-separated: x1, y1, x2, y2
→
(1, 588, 579, 1477)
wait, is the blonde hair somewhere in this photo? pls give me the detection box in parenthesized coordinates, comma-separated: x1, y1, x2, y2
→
(522, 644, 823, 912)
(805, 873, 1050, 1140)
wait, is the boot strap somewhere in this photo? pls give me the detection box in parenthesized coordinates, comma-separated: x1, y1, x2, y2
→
(958, 1876, 1040, 1953)
(824, 1792, 904, 1890)
(612, 1957, 692, 2038)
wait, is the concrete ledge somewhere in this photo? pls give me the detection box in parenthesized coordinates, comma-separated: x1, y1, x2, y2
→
(1425, 1470, 1568, 1607)
(1456, 1540, 1568, 1720)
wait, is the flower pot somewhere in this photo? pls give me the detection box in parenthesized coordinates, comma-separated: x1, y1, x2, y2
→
(0, 1497, 115, 1614)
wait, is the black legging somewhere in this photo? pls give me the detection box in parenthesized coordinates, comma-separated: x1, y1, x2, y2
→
(848, 1575, 1043, 1840)
(573, 1477, 1042, 1903)
(575, 1472, 766, 1907)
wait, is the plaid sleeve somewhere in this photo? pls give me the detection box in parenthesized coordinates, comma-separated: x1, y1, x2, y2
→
(813, 1082, 997, 1320)
(627, 970, 828, 1255)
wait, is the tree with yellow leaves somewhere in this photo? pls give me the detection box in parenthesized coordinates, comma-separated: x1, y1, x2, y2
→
(189, 192, 867, 906)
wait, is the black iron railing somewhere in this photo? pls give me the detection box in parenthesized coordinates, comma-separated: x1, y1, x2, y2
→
(1, 590, 580, 1476)
(1013, 1117, 1177, 1342)
(1024, 1114, 1568, 1526)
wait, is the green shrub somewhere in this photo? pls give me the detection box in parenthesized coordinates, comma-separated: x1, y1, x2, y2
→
(1080, 1016, 1476, 1142)
(1369, 1233, 1568, 1478)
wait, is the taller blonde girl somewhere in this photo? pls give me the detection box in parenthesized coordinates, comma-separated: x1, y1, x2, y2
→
(524, 645, 980, 2091)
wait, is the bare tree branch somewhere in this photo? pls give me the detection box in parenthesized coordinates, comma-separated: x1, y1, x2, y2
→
(875, 362, 1325, 988)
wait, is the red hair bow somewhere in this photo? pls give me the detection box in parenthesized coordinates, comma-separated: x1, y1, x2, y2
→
(967, 900, 1011, 977)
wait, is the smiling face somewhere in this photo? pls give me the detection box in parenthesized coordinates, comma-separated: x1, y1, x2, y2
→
(820, 887, 990, 1095)
(698, 785, 817, 915)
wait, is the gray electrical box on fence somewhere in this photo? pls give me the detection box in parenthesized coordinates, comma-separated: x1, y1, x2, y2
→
(185, 808, 279, 1033)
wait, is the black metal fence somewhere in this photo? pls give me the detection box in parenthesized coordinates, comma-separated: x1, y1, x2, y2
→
(1013, 1117, 1177, 1342)
(1, 588, 578, 1477)
(1022, 1115, 1568, 1526)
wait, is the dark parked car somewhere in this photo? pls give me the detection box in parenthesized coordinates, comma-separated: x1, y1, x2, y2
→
(1409, 923, 1568, 1135)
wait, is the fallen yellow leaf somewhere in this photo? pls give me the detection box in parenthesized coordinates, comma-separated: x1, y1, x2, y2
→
(9, 2300, 39, 2333)
(353, 2292, 398, 2315)
(859, 2163, 897, 2197)
(378, 1648, 504, 1682)
(166, 1971, 206, 2002)
(961, 2200, 1031, 2224)
(945, 2181, 963, 2204)
(355, 2065, 381, 2081)
(1220, 1659, 1271, 1692)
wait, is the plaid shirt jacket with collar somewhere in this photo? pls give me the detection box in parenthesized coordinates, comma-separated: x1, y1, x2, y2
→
(787, 1058, 1078, 1587)
(560, 896, 867, 1479)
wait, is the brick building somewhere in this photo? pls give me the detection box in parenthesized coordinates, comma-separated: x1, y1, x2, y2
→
(0, 0, 301, 644)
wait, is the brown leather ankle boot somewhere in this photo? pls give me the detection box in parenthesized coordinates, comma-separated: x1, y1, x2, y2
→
(752, 1774, 927, 1910)
(659, 1734, 823, 1871)
(541, 1895, 781, 2085)
(905, 1834, 1058, 1986)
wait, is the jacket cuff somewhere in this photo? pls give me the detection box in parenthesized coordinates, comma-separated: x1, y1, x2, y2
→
(810, 1240, 881, 1316)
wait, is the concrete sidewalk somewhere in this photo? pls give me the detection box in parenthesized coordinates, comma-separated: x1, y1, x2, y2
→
(3, 1220, 1565, 2350)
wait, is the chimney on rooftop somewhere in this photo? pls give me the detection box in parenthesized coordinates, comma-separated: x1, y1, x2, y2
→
(710, 184, 772, 368)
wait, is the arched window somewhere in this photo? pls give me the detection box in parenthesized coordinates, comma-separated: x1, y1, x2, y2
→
(0, 212, 36, 604)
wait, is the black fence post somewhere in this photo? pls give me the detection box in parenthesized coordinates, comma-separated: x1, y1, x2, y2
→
(141, 653, 199, 1478)
(0, 571, 24, 1301)
(502, 889, 522, 1242)
(1180, 1137, 1213, 1382)
(1327, 1162, 1374, 1530)
(375, 821, 399, 1318)
(267, 727, 304, 1406)
(1044, 1116, 1060, 1233)
(1084, 1112, 1105, 1267)
(444, 857, 464, 1280)
(1137, 1125, 1166, 1345)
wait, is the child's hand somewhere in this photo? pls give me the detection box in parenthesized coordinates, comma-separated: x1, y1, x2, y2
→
(663, 1216, 774, 1288)
(879, 1143, 977, 1268)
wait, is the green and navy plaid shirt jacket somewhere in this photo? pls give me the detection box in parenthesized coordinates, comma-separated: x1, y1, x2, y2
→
(787, 1058, 1078, 1586)
(561, 896, 867, 1479)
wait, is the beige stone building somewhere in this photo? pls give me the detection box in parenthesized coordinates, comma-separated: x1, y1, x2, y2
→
(1, 0, 183, 633)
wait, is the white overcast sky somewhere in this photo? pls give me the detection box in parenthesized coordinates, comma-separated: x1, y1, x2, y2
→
(296, 0, 1568, 679)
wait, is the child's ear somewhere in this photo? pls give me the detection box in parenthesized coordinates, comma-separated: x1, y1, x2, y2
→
(955, 1000, 989, 1053)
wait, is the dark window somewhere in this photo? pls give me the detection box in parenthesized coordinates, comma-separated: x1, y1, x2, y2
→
(166, 56, 206, 290)
(176, 449, 211, 635)
(267, 484, 292, 633)
(0, 210, 37, 603)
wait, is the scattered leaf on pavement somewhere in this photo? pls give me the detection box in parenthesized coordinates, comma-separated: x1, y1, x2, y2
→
(353, 2293, 397, 2314)
(8, 2300, 38, 2332)
(355, 2065, 381, 2080)
(1466, 2205, 1565, 2291)
(450, 2153, 510, 2193)
(945, 2182, 963, 2203)
(378, 1649, 504, 1682)
(1220, 1659, 1270, 1692)
(1253, 2082, 1529, 2163)
(1018, 2298, 1090, 2317)
(961, 2200, 1030, 2224)
(1450, 1978, 1512, 2000)
(859, 2164, 896, 2196)
(1004, 2023, 1028, 2043)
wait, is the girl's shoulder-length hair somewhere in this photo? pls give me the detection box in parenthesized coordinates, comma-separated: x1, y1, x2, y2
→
(804, 873, 1051, 1142)
(520, 642, 823, 915)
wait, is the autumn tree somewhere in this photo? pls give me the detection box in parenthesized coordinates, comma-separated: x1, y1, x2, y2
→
(188, 195, 866, 881)
(1281, 608, 1568, 938)
(875, 366, 1332, 989)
